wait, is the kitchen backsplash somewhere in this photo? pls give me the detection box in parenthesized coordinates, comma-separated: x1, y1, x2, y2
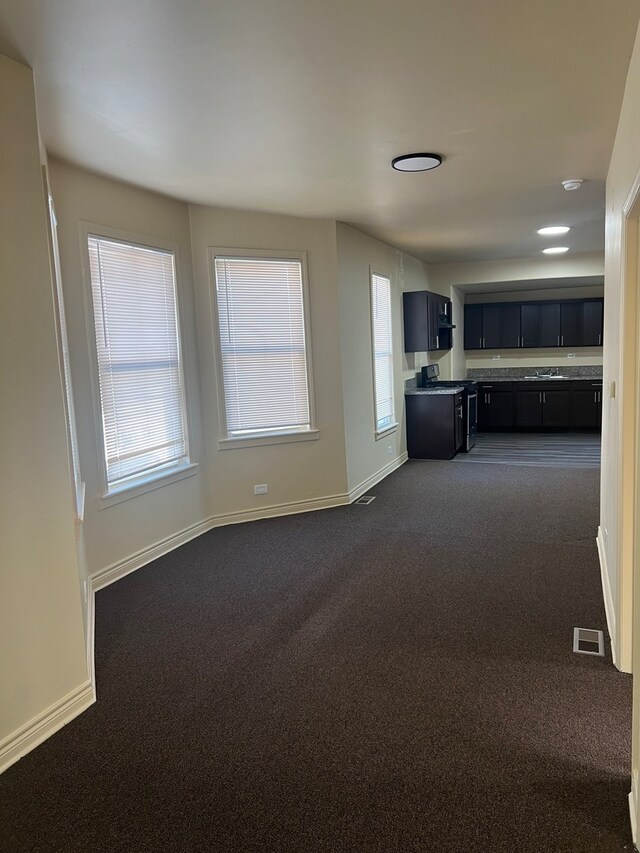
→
(466, 365, 603, 379)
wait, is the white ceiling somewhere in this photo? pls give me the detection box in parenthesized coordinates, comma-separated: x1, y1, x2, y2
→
(1, 0, 638, 264)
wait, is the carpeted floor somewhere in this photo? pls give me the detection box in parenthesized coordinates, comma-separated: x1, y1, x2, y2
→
(0, 461, 633, 852)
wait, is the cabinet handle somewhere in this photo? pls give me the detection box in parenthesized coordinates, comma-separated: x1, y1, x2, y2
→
(561, 335, 564, 346)
(598, 391, 601, 403)
(488, 393, 491, 404)
(543, 392, 546, 404)
(539, 393, 542, 403)
(557, 336, 560, 346)
(594, 391, 597, 403)
(598, 333, 602, 345)
(436, 334, 439, 348)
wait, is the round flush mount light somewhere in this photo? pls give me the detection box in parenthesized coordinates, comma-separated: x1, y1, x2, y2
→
(391, 153, 443, 172)
(537, 225, 570, 236)
(543, 246, 569, 254)
(562, 179, 583, 191)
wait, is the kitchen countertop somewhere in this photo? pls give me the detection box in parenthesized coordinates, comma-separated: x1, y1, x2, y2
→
(405, 387, 464, 395)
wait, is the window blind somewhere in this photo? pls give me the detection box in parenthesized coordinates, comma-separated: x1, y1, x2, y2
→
(214, 256, 311, 436)
(87, 235, 189, 491)
(371, 273, 395, 432)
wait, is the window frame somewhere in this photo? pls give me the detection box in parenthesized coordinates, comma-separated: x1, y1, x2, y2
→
(80, 222, 197, 507)
(209, 247, 318, 450)
(369, 268, 398, 439)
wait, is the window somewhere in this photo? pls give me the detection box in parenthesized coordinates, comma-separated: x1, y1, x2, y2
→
(212, 251, 315, 446)
(87, 233, 192, 497)
(370, 271, 396, 434)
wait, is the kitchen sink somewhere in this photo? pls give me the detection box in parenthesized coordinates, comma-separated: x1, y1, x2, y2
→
(524, 374, 569, 379)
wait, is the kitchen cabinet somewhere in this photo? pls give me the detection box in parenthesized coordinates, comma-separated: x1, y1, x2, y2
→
(464, 298, 603, 350)
(464, 304, 521, 349)
(464, 304, 483, 350)
(582, 301, 604, 346)
(515, 387, 570, 428)
(405, 393, 464, 459)
(403, 290, 453, 352)
(521, 303, 562, 348)
(570, 381, 603, 428)
(478, 379, 601, 432)
(477, 382, 515, 429)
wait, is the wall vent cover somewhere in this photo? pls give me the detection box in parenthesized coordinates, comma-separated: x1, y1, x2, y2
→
(573, 627, 604, 656)
(355, 495, 376, 505)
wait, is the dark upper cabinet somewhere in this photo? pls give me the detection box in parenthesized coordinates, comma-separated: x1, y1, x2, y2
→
(482, 305, 501, 349)
(464, 297, 603, 350)
(464, 304, 483, 350)
(539, 303, 562, 347)
(403, 290, 453, 352)
(501, 304, 521, 348)
(560, 302, 582, 347)
(582, 300, 604, 346)
(520, 304, 540, 348)
(464, 303, 521, 349)
(403, 291, 428, 353)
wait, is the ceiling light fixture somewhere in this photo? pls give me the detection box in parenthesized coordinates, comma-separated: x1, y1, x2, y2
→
(543, 246, 569, 254)
(391, 153, 443, 172)
(562, 179, 583, 191)
(537, 226, 570, 236)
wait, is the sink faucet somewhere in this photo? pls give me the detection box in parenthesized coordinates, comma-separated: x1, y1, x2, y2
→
(535, 368, 558, 377)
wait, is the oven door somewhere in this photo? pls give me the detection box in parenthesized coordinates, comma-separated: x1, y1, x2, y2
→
(465, 391, 478, 451)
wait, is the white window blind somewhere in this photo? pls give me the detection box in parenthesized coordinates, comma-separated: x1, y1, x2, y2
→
(214, 255, 311, 437)
(87, 235, 189, 492)
(371, 272, 395, 432)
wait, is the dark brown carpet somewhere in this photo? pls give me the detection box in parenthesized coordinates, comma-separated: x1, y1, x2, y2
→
(0, 461, 633, 852)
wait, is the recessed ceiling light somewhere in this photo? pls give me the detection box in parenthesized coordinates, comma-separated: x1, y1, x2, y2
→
(537, 226, 570, 236)
(543, 246, 569, 254)
(391, 153, 443, 172)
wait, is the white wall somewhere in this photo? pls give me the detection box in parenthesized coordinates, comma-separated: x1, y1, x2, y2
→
(602, 19, 640, 838)
(0, 57, 89, 769)
(189, 206, 349, 514)
(49, 160, 209, 581)
(336, 224, 412, 494)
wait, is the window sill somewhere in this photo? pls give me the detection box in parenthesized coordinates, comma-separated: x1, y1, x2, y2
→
(375, 423, 399, 441)
(218, 429, 320, 450)
(98, 462, 199, 509)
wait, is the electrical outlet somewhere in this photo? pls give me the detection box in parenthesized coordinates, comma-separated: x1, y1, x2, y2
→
(254, 484, 268, 495)
(387, 445, 393, 456)
(566, 353, 576, 358)
(492, 355, 501, 360)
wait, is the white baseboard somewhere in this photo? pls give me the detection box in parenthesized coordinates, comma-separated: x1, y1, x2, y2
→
(596, 526, 620, 670)
(91, 456, 409, 593)
(211, 492, 351, 527)
(348, 452, 408, 502)
(91, 516, 219, 591)
(0, 679, 95, 775)
(629, 772, 638, 847)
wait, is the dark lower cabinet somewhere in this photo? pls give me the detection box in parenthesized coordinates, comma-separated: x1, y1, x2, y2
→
(478, 384, 515, 429)
(515, 391, 543, 427)
(570, 382, 603, 427)
(515, 388, 570, 428)
(405, 393, 464, 459)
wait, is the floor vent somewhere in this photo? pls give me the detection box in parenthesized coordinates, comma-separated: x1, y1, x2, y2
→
(355, 495, 376, 505)
(573, 627, 605, 657)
